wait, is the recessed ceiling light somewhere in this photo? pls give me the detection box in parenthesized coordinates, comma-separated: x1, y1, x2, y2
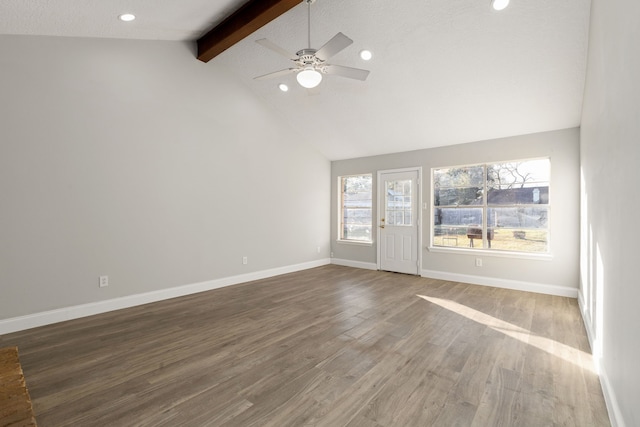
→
(491, 0, 510, 11)
(278, 83, 289, 92)
(118, 13, 136, 22)
(360, 50, 372, 61)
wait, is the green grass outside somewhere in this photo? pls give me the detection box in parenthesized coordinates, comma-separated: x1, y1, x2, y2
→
(433, 228, 548, 253)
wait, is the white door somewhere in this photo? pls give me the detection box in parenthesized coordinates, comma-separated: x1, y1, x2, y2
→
(378, 169, 420, 274)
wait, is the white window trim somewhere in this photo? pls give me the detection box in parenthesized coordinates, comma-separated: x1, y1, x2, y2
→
(427, 245, 553, 260)
(336, 239, 374, 246)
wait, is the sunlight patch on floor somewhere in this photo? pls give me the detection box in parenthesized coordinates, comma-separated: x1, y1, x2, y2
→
(417, 295, 595, 373)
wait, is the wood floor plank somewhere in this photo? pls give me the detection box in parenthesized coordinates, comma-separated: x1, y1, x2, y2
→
(355, 343, 449, 426)
(0, 265, 610, 426)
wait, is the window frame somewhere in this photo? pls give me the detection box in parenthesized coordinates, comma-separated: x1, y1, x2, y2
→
(430, 158, 551, 257)
(338, 174, 373, 244)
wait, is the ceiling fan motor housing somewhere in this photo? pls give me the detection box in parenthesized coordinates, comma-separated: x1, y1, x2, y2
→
(296, 49, 318, 62)
(295, 48, 326, 72)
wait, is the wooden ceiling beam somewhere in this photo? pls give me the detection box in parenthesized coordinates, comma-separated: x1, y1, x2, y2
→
(197, 0, 301, 63)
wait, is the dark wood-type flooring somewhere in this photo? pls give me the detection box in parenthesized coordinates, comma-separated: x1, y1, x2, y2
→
(0, 265, 610, 426)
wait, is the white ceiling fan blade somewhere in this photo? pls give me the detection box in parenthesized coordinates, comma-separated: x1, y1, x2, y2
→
(254, 68, 298, 80)
(315, 32, 353, 61)
(324, 64, 370, 81)
(256, 39, 297, 60)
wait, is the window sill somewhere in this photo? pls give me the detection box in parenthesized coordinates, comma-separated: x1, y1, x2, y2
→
(426, 246, 553, 261)
(336, 239, 374, 247)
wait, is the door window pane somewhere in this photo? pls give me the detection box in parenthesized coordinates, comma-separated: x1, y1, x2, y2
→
(386, 180, 412, 226)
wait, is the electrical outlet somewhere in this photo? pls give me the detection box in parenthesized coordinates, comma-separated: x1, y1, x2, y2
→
(242, 256, 248, 265)
(317, 246, 321, 254)
(475, 258, 483, 267)
(330, 251, 334, 257)
(99, 275, 109, 287)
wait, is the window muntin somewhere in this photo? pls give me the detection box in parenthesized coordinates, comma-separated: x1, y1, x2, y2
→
(339, 174, 373, 242)
(432, 159, 550, 253)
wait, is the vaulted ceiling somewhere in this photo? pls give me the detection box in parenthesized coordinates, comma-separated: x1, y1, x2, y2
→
(0, 0, 592, 160)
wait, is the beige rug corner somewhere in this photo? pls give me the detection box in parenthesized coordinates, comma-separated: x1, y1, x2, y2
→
(1, 346, 37, 427)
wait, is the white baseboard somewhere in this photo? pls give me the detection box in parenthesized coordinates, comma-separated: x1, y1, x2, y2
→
(330, 258, 378, 270)
(421, 269, 578, 298)
(577, 291, 596, 352)
(578, 291, 624, 427)
(597, 366, 625, 427)
(0, 259, 331, 335)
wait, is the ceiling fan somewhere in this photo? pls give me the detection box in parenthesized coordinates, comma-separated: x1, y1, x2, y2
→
(254, 0, 370, 89)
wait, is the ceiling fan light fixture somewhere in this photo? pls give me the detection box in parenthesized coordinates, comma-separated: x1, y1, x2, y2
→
(359, 50, 372, 61)
(296, 67, 322, 88)
(491, 0, 510, 11)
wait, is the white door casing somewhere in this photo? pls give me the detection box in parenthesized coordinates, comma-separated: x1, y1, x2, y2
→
(377, 168, 420, 275)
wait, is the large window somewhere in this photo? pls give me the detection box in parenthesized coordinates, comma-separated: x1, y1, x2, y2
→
(339, 174, 372, 242)
(432, 159, 550, 253)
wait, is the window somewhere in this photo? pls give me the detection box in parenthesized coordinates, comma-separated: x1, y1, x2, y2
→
(432, 159, 550, 253)
(339, 174, 373, 242)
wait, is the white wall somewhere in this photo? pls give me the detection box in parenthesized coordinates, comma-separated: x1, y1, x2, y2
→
(580, 0, 640, 425)
(0, 36, 330, 321)
(331, 128, 580, 296)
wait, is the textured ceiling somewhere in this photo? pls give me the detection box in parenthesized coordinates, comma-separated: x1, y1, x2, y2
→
(0, 0, 592, 160)
(0, 0, 247, 41)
